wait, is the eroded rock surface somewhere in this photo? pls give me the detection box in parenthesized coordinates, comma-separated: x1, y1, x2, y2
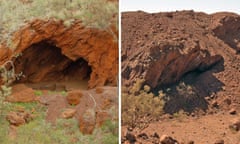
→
(121, 11, 240, 89)
(1, 19, 118, 88)
(6, 84, 37, 102)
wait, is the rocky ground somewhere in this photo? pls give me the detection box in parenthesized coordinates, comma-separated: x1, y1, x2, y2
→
(7, 84, 118, 134)
(122, 10, 240, 143)
(2, 83, 118, 143)
(0, 0, 118, 143)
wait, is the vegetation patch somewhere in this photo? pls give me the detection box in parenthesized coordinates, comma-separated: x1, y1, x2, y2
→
(122, 79, 202, 129)
(0, 0, 118, 48)
(122, 79, 165, 129)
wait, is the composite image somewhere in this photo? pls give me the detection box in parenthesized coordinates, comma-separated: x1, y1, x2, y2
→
(0, 0, 240, 144)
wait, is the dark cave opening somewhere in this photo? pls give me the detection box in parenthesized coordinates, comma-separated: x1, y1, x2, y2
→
(151, 60, 224, 114)
(13, 40, 92, 90)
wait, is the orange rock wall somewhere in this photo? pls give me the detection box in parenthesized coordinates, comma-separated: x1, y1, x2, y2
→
(1, 19, 118, 88)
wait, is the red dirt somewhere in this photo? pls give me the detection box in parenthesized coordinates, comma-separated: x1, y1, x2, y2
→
(122, 113, 240, 144)
(122, 10, 240, 143)
(40, 86, 118, 134)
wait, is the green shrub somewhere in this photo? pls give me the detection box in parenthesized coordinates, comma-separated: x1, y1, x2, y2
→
(0, 100, 118, 144)
(34, 90, 43, 96)
(122, 79, 165, 129)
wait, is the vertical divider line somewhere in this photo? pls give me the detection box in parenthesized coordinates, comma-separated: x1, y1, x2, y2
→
(118, 0, 122, 143)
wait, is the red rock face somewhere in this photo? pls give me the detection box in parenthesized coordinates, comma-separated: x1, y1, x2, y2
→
(1, 19, 118, 88)
(121, 11, 233, 89)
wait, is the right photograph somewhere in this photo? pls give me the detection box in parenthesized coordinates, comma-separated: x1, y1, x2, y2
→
(121, 0, 240, 143)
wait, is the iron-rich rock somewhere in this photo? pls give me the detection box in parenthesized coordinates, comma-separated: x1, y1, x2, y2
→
(6, 111, 33, 126)
(214, 139, 224, 144)
(0, 19, 118, 88)
(229, 118, 240, 131)
(122, 11, 224, 90)
(6, 84, 37, 102)
(66, 90, 84, 105)
(160, 134, 178, 144)
(61, 108, 76, 119)
(229, 108, 237, 115)
(126, 132, 137, 143)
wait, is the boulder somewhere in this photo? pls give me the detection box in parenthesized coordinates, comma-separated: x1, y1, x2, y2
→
(229, 108, 237, 115)
(229, 118, 240, 131)
(6, 111, 33, 126)
(6, 84, 37, 102)
(61, 108, 76, 119)
(160, 134, 178, 144)
(125, 132, 137, 143)
(66, 90, 84, 105)
(6, 112, 25, 126)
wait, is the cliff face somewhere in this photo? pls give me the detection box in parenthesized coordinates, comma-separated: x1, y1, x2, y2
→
(122, 11, 240, 89)
(0, 19, 118, 88)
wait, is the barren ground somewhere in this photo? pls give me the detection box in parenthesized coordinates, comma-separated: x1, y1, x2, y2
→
(122, 10, 240, 143)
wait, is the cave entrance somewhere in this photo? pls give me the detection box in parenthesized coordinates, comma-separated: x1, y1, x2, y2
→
(13, 40, 92, 91)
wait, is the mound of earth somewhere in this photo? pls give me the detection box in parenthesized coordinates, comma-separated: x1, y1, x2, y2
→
(122, 10, 240, 110)
(122, 10, 240, 143)
(0, 19, 118, 88)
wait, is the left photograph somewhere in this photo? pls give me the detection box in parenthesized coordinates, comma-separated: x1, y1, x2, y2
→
(0, 0, 118, 143)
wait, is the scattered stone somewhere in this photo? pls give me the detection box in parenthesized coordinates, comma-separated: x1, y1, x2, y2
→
(61, 108, 76, 119)
(229, 118, 240, 131)
(214, 139, 224, 144)
(212, 100, 218, 107)
(66, 90, 83, 105)
(137, 133, 149, 140)
(126, 132, 137, 143)
(169, 115, 174, 119)
(229, 108, 237, 115)
(127, 127, 133, 131)
(153, 132, 160, 138)
(187, 140, 194, 144)
(205, 96, 211, 101)
(6, 111, 33, 126)
(151, 132, 160, 144)
(160, 135, 178, 144)
(191, 113, 195, 117)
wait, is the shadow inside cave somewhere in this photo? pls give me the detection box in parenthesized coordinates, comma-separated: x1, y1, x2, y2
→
(12, 40, 92, 91)
(155, 59, 225, 114)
